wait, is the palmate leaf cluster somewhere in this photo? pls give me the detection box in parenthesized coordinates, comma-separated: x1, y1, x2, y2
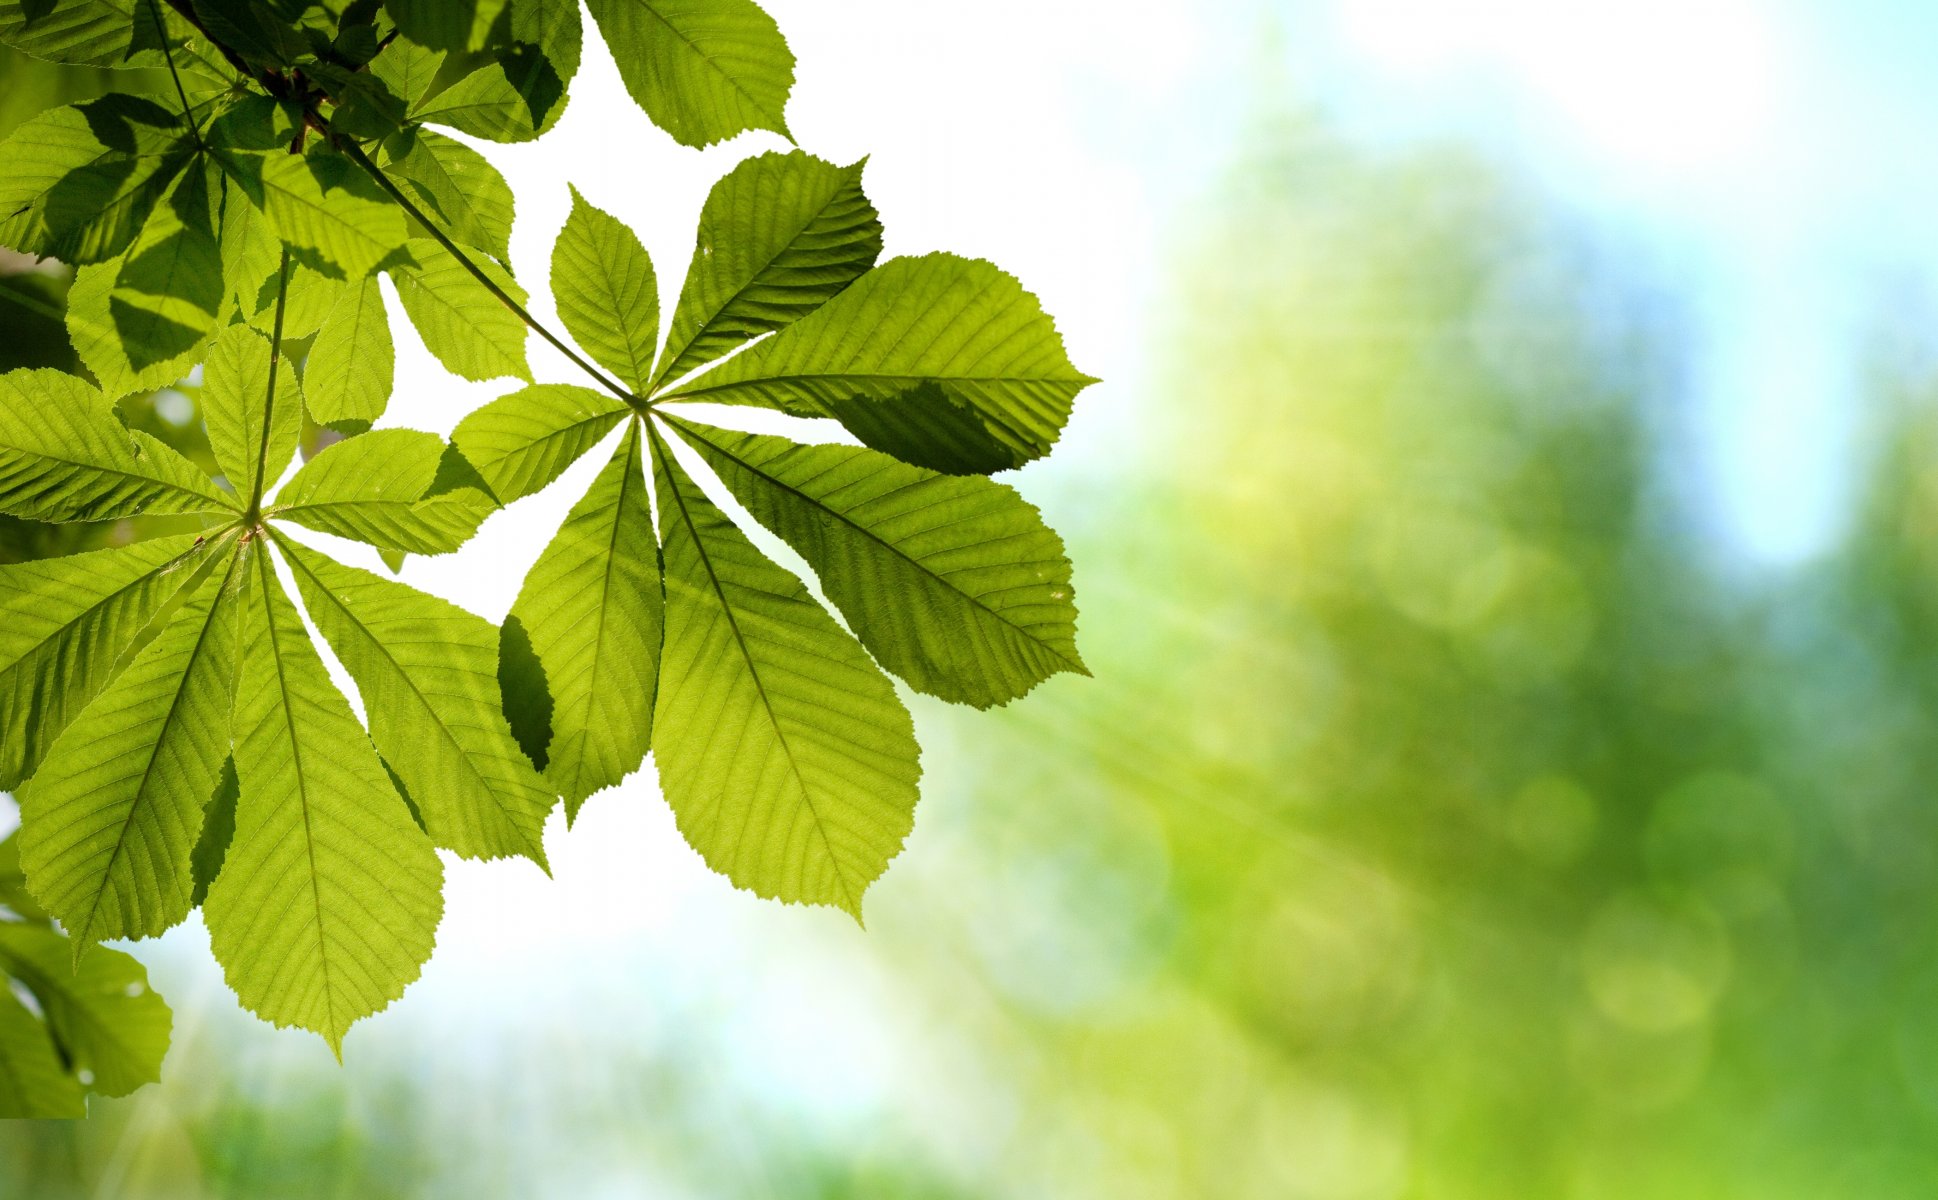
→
(0, 0, 1093, 1111)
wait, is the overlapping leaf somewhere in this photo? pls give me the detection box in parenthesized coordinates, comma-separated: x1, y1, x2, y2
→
(461, 148, 1090, 916)
(0, 923, 170, 1118)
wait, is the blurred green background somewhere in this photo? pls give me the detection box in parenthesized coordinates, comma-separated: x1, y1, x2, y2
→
(11, 3, 1938, 1196)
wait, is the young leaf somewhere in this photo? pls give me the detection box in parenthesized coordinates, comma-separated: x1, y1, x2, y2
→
(388, 236, 531, 382)
(667, 418, 1085, 707)
(66, 159, 226, 399)
(654, 150, 880, 389)
(451, 382, 630, 503)
(382, 127, 516, 263)
(202, 543, 444, 1053)
(649, 432, 920, 918)
(0, 985, 83, 1119)
(201, 324, 302, 502)
(0, 533, 213, 789)
(0, 370, 235, 521)
(585, 0, 795, 148)
(552, 187, 657, 393)
(19, 546, 243, 949)
(0, 917, 172, 1097)
(279, 536, 554, 867)
(272, 428, 493, 556)
(305, 274, 395, 428)
(661, 254, 1096, 474)
(505, 421, 660, 817)
(0, 92, 193, 265)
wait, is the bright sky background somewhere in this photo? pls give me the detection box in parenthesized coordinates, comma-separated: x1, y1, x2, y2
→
(44, 0, 1938, 1172)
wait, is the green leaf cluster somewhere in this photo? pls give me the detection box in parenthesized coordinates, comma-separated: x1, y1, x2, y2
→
(464, 152, 1093, 916)
(0, 0, 1094, 1114)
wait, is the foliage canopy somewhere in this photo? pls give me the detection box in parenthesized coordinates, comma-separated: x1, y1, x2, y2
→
(0, 0, 1092, 1112)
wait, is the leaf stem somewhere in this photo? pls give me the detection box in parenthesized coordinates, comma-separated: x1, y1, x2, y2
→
(333, 137, 645, 413)
(145, 0, 205, 146)
(245, 248, 291, 524)
(0, 282, 64, 324)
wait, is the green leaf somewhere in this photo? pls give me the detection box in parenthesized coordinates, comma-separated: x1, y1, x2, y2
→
(18, 548, 243, 948)
(585, 0, 794, 148)
(0, 982, 82, 1119)
(0, 906, 171, 1097)
(0, 92, 193, 265)
(0, 534, 212, 790)
(662, 254, 1097, 474)
(506, 421, 660, 817)
(669, 418, 1085, 707)
(388, 235, 530, 382)
(202, 542, 444, 1052)
(241, 256, 342, 341)
(451, 382, 630, 504)
(0, 0, 162, 69)
(201, 323, 302, 503)
(217, 139, 409, 281)
(369, 36, 446, 108)
(552, 186, 656, 393)
(649, 431, 919, 918)
(304, 273, 394, 428)
(272, 428, 493, 555)
(278, 537, 554, 866)
(388, 0, 507, 51)
(382, 126, 515, 263)
(414, 43, 569, 143)
(0, 369, 236, 521)
(511, 0, 583, 85)
(188, 0, 309, 67)
(217, 172, 282, 319)
(654, 151, 879, 390)
(66, 158, 225, 399)
(0, 832, 50, 922)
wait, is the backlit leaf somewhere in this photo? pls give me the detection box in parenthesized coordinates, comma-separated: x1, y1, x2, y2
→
(202, 541, 443, 1052)
(661, 254, 1096, 473)
(585, 0, 794, 148)
(451, 382, 629, 504)
(389, 236, 530, 382)
(0, 533, 213, 789)
(669, 417, 1084, 707)
(505, 421, 660, 816)
(654, 150, 879, 389)
(552, 187, 657, 393)
(649, 431, 919, 918)
(280, 536, 554, 866)
(19, 543, 243, 948)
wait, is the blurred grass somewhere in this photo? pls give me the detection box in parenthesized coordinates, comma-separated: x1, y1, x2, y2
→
(10, 42, 1938, 1200)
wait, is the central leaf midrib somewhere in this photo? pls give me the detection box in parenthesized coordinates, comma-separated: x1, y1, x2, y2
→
(253, 554, 339, 1043)
(650, 428, 858, 913)
(666, 416, 1079, 668)
(77, 543, 240, 947)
